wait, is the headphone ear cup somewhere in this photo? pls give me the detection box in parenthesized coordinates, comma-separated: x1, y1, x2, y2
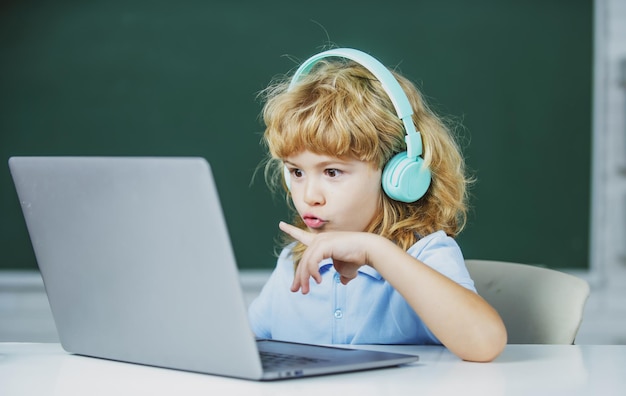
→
(382, 152, 431, 202)
(283, 166, 291, 191)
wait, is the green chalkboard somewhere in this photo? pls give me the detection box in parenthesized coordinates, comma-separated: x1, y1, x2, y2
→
(0, 0, 592, 270)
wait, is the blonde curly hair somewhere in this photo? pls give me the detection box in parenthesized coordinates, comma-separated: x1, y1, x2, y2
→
(259, 56, 471, 264)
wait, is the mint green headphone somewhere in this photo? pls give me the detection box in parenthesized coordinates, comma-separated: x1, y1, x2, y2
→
(284, 48, 431, 203)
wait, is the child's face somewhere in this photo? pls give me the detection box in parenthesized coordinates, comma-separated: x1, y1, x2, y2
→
(283, 151, 382, 233)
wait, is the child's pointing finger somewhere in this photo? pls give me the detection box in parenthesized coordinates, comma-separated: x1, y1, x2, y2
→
(279, 221, 314, 246)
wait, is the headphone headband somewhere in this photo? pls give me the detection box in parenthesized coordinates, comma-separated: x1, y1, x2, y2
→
(289, 48, 422, 159)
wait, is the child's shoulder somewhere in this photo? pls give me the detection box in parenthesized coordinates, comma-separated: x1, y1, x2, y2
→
(408, 230, 463, 261)
(416, 230, 458, 245)
(408, 231, 471, 287)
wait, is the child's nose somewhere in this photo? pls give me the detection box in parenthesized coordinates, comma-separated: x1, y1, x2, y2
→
(303, 179, 325, 206)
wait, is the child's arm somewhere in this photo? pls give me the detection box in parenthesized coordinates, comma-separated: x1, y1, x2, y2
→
(279, 221, 507, 363)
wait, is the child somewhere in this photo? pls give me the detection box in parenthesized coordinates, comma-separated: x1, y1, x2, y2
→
(248, 48, 507, 362)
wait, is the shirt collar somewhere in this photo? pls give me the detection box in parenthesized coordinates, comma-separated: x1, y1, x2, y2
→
(318, 259, 383, 280)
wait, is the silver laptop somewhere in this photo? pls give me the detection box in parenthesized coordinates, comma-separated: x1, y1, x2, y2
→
(9, 156, 418, 381)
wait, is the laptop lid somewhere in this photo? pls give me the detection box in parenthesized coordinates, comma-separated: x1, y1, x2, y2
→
(9, 156, 418, 380)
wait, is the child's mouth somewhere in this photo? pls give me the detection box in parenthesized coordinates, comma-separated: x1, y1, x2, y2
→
(303, 215, 327, 229)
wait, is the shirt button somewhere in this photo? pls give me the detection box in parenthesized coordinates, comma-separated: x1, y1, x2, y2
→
(334, 309, 343, 319)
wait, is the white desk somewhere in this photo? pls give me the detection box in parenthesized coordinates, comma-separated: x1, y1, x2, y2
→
(0, 343, 624, 395)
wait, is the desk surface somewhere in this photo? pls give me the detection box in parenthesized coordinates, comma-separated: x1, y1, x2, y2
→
(1, 343, 624, 395)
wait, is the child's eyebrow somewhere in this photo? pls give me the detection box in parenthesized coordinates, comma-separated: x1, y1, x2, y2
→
(320, 161, 352, 168)
(285, 159, 354, 169)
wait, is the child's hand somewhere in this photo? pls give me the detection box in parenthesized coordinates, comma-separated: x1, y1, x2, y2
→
(278, 221, 377, 294)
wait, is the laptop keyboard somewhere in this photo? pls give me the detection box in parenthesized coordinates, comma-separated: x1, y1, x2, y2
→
(260, 351, 330, 369)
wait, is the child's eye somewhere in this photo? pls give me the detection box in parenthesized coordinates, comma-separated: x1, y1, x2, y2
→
(292, 169, 303, 178)
(325, 169, 342, 177)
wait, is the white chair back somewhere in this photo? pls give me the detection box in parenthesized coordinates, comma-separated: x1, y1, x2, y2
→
(465, 260, 590, 344)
